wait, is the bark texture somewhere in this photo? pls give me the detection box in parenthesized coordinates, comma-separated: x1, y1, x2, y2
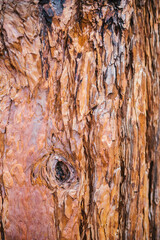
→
(0, 0, 159, 239)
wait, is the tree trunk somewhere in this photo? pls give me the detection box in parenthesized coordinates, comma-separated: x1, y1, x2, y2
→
(0, 0, 159, 239)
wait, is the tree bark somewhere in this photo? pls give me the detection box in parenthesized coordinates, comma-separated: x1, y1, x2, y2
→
(0, 0, 159, 239)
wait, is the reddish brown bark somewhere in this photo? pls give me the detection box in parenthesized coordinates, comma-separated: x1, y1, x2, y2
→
(0, 0, 159, 239)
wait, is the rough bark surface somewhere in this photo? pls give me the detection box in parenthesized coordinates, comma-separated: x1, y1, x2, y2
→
(0, 0, 159, 239)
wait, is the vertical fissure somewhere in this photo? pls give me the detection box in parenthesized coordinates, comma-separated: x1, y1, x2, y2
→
(79, 199, 87, 240)
(80, 114, 95, 239)
(0, 182, 5, 240)
(39, 1, 51, 80)
(52, 191, 60, 240)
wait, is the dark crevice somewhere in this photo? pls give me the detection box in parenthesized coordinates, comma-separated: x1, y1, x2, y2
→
(115, 64, 122, 99)
(95, 50, 100, 94)
(55, 161, 70, 183)
(53, 191, 60, 240)
(101, 18, 105, 44)
(39, 0, 49, 5)
(102, 71, 106, 97)
(130, 13, 134, 33)
(75, 60, 78, 77)
(108, 0, 121, 8)
(39, 3, 50, 80)
(134, 125, 141, 240)
(125, 48, 134, 79)
(148, 161, 153, 207)
(106, 12, 124, 42)
(0, 182, 5, 240)
(114, 14, 124, 40)
(118, 156, 126, 233)
(83, 134, 94, 214)
(74, 76, 82, 99)
(79, 110, 95, 239)
(82, 115, 95, 239)
(40, 0, 66, 27)
(79, 199, 87, 240)
(74, 52, 82, 80)
(1, 221, 5, 240)
(76, 0, 83, 26)
(152, 159, 158, 239)
(135, 0, 145, 8)
(39, 49, 44, 77)
(106, 16, 113, 32)
(42, 8, 53, 27)
(101, 17, 107, 97)
(64, 33, 72, 62)
(74, 77, 82, 118)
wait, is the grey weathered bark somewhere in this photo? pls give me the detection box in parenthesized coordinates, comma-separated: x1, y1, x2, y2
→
(0, 0, 159, 239)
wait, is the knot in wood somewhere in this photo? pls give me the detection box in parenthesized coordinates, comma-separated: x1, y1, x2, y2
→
(55, 161, 70, 183)
(31, 153, 78, 190)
